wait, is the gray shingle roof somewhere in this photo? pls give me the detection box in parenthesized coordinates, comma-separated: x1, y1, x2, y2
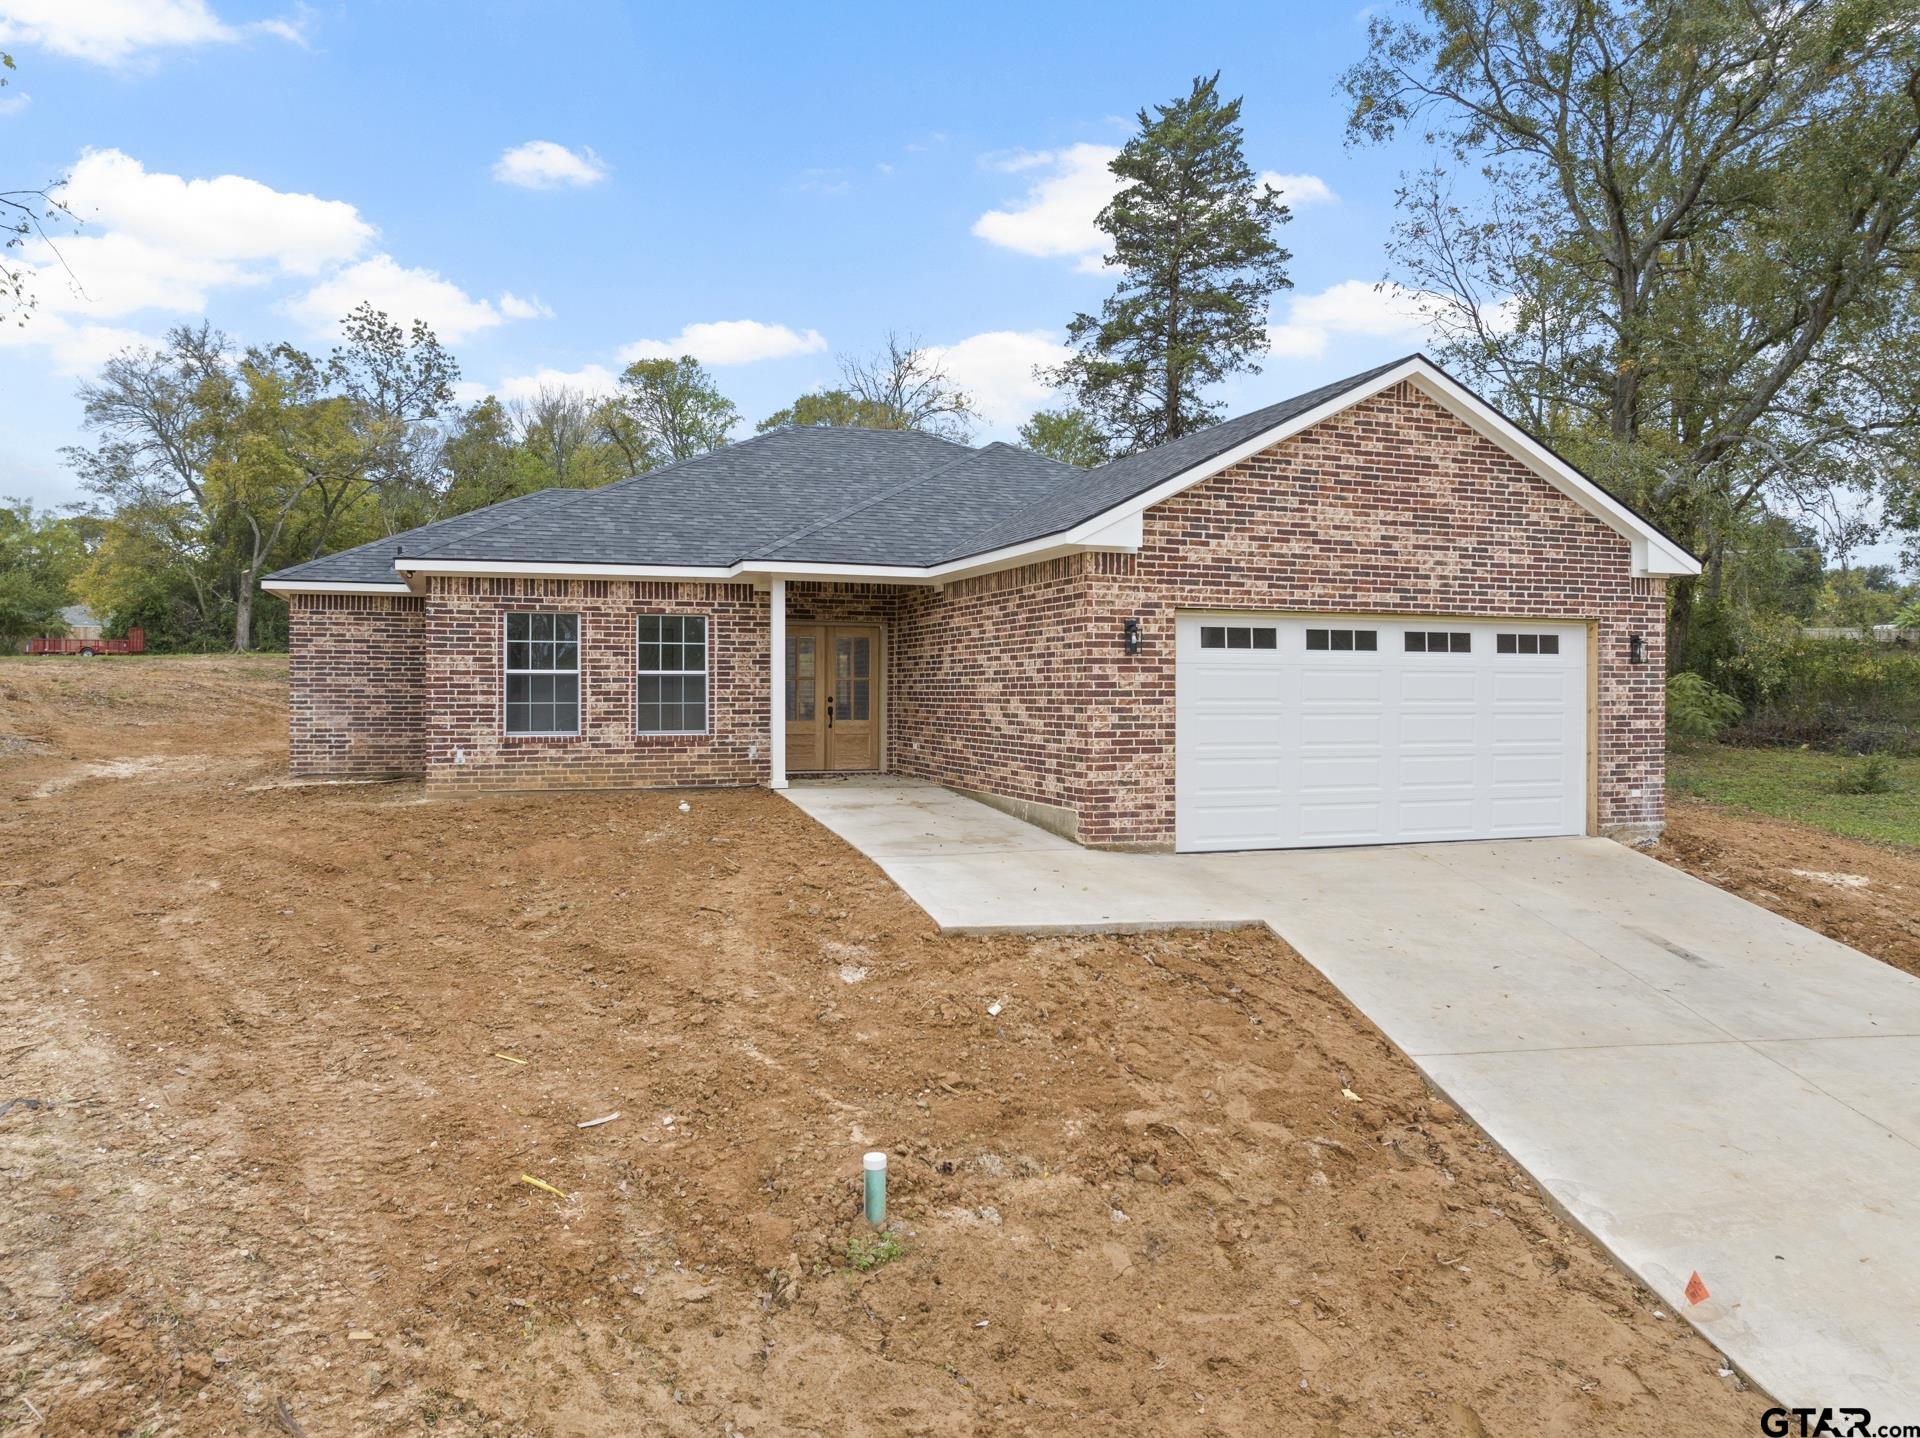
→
(266, 488, 583, 585)
(267, 357, 1416, 585)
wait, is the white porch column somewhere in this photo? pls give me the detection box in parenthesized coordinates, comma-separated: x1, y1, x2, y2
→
(768, 577, 788, 789)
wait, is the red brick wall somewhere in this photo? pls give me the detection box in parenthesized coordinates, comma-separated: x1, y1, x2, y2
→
(1071, 381, 1667, 845)
(287, 594, 427, 776)
(886, 559, 1094, 820)
(283, 384, 1668, 841)
(421, 576, 770, 792)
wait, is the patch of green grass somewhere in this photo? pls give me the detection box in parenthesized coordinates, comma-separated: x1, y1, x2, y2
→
(1668, 744, 1920, 848)
(844, 1232, 905, 1272)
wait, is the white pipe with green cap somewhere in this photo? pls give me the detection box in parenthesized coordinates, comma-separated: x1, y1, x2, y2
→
(863, 1150, 887, 1226)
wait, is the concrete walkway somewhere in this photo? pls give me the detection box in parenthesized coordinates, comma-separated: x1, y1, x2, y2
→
(785, 777, 1920, 1415)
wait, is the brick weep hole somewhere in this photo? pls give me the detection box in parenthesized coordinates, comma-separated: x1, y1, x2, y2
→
(285, 384, 1668, 844)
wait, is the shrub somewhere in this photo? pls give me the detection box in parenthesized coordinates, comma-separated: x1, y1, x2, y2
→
(1667, 672, 1744, 745)
(1717, 638, 1920, 755)
(1835, 754, 1897, 796)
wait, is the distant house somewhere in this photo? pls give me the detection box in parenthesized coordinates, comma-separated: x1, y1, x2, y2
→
(266, 354, 1698, 851)
(1801, 625, 1912, 645)
(60, 606, 104, 642)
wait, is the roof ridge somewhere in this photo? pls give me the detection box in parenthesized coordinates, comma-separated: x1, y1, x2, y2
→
(599, 424, 791, 493)
(747, 440, 991, 561)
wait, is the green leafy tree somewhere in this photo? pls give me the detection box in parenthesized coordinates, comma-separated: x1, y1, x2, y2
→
(1813, 566, 1916, 629)
(758, 335, 975, 440)
(1018, 407, 1111, 466)
(1043, 73, 1292, 452)
(600, 356, 740, 467)
(1666, 672, 1744, 745)
(0, 498, 89, 647)
(510, 384, 624, 490)
(1342, 0, 1920, 665)
(757, 387, 898, 433)
(67, 323, 238, 644)
(322, 302, 459, 540)
(439, 396, 544, 513)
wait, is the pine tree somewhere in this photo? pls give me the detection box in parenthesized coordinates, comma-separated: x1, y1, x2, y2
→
(1045, 73, 1291, 452)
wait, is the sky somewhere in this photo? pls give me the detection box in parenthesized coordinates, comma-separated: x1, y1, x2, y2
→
(8, 0, 1896, 576)
(0, 0, 1455, 510)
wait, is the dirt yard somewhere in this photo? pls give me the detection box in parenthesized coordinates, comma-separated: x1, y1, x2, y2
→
(0, 657, 1766, 1437)
(1656, 800, 1920, 981)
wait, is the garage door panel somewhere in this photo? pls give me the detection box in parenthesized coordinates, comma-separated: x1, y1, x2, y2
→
(1299, 801, 1388, 842)
(1399, 710, 1478, 745)
(1301, 712, 1383, 745)
(1177, 615, 1587, 852)
(1185, 716, 1283, 752)
(1401, 753, 1478, 787)
(1188, 667, 1287, 702)
(1492, 670, 1564, 703)
(1300, 755, 1387, 789)
(1396, 799, 1479, 838)
(1188, 804, 1285, 842)
(1300, 669, 1384, 702)
(1491, 751, 1567, 785)
(1401, 669, 1478, 702)
(1491, 710, 1567, 744)
(1189, 757, 1286, 792)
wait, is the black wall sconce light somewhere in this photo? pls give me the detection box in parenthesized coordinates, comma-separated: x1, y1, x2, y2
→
(1628, 633, 1646, 665)
(1123, 617, 1142, 655)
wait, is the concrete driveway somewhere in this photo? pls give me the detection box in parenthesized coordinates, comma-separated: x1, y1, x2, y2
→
(786, 778, 1920, 1416)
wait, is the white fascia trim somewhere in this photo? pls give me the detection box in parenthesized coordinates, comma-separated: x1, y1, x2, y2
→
(1051, 356, 1701, 578)
(263, 580, 415, 596)
(392, 527, 1143, 588)
(399, 558, 746, 581)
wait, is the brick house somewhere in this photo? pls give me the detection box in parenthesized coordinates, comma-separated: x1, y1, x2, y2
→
(265, 355, 1696, 851)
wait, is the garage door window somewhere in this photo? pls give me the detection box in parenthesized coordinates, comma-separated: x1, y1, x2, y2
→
(1405, 631, 1471, 653)
(1497, 633, 1561, 655)
(1304, 627, 1377, 652)
(1200, 625, 1278, 650)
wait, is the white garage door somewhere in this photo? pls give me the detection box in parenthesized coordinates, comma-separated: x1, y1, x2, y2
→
(1176, 615, 1588, 852)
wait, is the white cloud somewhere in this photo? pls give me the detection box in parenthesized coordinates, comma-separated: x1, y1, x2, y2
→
(491, 141, 608, 191)
(1266, 280, 1438, 359)
(490, 364, 622, 403)
(971, 143, 1120, 271)
(923, 329, 1071, 431)
(0, 313, 160, 375)
(1259, 171, 1338, 208)
(285, 255, 530, 343)
(618, 319, 826, 366)
(4, 148, 529, 368)
(0, 0, 301, 65)
(62, 148, 373, 277)
(0, 91, 30, 117)
(10, 148, 374, 321)
(497, 292, 553, 321)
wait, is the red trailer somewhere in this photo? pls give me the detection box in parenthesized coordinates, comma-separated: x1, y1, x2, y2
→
(28, 628, 145, 657)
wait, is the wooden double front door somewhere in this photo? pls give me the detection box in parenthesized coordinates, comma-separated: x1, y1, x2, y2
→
(785, 624, 881, 771)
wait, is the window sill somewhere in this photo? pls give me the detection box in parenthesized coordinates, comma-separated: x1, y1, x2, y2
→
(501, 732, 583, 743)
